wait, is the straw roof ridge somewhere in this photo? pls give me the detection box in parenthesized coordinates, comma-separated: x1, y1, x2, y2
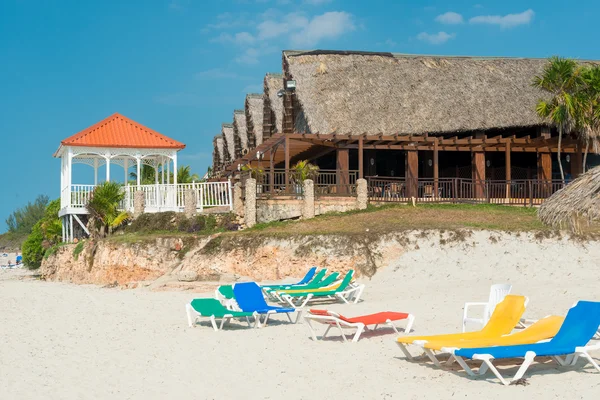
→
(221, 123, 235, 162)
(283, 51, 558, 136)
(264, 74, 284, 133)
(246, 93, 264, 147)
(213, 135, 225, 169)
(233, 109, 248, 156)
(538, 166, 600, 232)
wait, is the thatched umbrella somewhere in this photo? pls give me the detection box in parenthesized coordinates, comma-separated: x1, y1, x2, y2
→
(264, 73, 283, 138)
(245, 93, 264, 147)
(233, 109, 248, 158)
(283, 50, 550, 135)
(221, 123, 235, 163)
(538, 166, 600, 232)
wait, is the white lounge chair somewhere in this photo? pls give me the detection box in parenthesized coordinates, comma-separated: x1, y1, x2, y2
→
(462, 284, 512, 332)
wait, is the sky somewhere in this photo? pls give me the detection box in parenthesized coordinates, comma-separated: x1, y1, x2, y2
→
(1, 0, 599, 232)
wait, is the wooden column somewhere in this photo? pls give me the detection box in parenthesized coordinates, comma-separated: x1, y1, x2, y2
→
(406, 149, 418, 198)
(505, 142, 511, 199)
(337, 148, 350, 194)
(358, 136, 364, 179)
(269, 147, 275, 194)
(433, 139, 439, 197)
(472, 151, 485, 198)
(284, 136, 290, 192)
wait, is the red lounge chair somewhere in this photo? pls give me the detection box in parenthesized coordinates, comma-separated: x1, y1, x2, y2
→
(304, 309, 415, 343)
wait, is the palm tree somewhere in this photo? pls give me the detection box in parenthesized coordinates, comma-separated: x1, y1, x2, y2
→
(577, 65, 600, 172)
(129, 165, 156, 185)
(290, 160, 319, 183)
(533, 57, 581, 183)
(86, 182, 130, 237)
(176, 165, 200, 183)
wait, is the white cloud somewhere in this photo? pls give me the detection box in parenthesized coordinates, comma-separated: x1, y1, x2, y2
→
(290, 11, 355, 47)
(435, 12, 464, 24)
(469, 9, 534, 28)
(257, 12, 309, 40)
(236, 48, 261, 65)
(416, 31, 455, 45)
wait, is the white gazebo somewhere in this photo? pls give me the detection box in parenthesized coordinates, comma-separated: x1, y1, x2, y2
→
(54, 113, 189, 241)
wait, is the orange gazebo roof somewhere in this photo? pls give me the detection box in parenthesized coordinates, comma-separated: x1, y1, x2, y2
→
(60, 113, 186, 149)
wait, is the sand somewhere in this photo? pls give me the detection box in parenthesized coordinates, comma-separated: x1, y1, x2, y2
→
(1, 233, 600, 399)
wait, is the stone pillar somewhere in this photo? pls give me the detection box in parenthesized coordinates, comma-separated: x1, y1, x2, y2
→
(302, 179, 315, 219)
(184, 189, 197, 218)
(244, 178, 257, 228)
(233, 182, 244, 218)
(356, 178, 368, 210)
(134, 190, 145, 218)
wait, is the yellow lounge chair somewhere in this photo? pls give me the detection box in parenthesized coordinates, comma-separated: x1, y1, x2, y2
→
(397, 295, 528, 363)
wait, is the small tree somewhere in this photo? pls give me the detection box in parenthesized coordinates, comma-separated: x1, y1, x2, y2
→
(290, 160, 319, 184)
(577, 65, 600, 172)
(241, 165, 265, 180)
(533, 57, 581, 183)
(86, 182, 130, 237)
(177, 165, 200, 183)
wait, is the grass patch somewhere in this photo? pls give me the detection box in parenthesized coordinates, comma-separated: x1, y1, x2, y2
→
(73, 241, 85, 260)
(242, 203, 547, 236)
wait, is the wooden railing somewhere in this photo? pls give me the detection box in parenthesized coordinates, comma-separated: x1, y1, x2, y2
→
(367, 177, 565, 206)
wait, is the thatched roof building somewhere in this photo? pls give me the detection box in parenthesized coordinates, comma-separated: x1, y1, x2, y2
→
(221, 123, 235, 163)
(212, 134, 224, 171)
(283, 50, 550, 135)
(538, 166, 600, 232)
(264, 73, 283, 138)
(245, 93, 264, 148)
(233, 109, 248, 158)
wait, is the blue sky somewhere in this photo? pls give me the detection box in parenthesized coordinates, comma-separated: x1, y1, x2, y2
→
(1, 0, 598, 232)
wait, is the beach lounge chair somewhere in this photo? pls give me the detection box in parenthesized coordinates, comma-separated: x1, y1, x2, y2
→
(264, 272, 341, 302)
(233, 282, 297, 325)
(185, 298, 259, 331)
(262, 267, 326, 292)
(279, 270, 365, 308)
(305, 309, 415, 343)
(462, 284, 512, 332)
(450, 300, 600, 385)
(397, 295, 528, 362)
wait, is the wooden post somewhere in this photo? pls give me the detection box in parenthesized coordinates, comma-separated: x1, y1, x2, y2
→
(269, 148, 275, 194)
(472, 151, 485, 198)
(406, 149, 418, 198)
(284, 136, 290, 193)
(433, 138, 439, 198)
(337, 148, 350, 193)
(572, 141, 583, 178)
(505, 142, 511, 200)
(358, 136, 364, 179)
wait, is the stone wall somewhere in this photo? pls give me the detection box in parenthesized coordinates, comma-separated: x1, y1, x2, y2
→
(315, 197, 357, 215)
(257, 198, 303, 223)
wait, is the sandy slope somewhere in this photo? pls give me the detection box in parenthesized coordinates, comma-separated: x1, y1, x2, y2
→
(1, 233, 600, 399)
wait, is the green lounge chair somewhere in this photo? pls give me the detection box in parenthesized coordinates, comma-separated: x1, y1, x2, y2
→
(186, 298, 258, 331)
(279, 270, 365, 308)
(266, 272, 341, 302)
(262, 268, 328, 292)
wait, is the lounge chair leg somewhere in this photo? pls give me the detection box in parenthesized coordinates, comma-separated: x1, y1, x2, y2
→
(245, 316, 252, 328)
(396, 342, 414, 360)
(404, 314, 415, 334)
(304, 318, 319, 341)
(511, 351, 535, 383)
(186, 304, 195, 328)
(323, 325, 332, 339)
(478, 357, 508, 386)
(335, 321, 348, 343)
(263, 313, 270, 327)
(295, 309, 303, 324)
(285, 312, 293, 323)
(423, 348, 442, 368)
(552, 356, 567, 366)
(453, 356, 476, 376)
(353, 285, 365, 304)
(352, 324, 365, 343)
(478, 361, 489, 376)
(336, 293, 350, 304)
(210, 316, 219, 332)
(445, 356, 456, 366)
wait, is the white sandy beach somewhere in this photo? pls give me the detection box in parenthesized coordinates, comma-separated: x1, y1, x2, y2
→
(1, 236, 600, 400)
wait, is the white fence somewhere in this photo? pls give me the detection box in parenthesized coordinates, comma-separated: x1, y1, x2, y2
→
(61, 181, 232, 214)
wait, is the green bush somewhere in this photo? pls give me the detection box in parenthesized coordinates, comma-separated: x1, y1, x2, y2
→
(22, 222, 44, 269)
(126, 212, 238, 234)
(73, 241, 85, 260)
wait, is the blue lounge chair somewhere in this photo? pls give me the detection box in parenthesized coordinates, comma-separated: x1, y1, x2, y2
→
(233, 282, 297, 325)
(261, 267, 322, 292)
(452, 300, 600, 385)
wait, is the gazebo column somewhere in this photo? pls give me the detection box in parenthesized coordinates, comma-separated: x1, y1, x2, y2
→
(124, 158, 128, 185)
(173, 154, 178, 186)
(167, 158, 170, 184)
(336, 148, 349, 194)
(93, 158, 98, 186)
(406, 149, 418, 198)
(472, 150, 485, 198)
(137, 157, 142, 186)
(105, 156, 111, 182)
(67, 147, 73, 207)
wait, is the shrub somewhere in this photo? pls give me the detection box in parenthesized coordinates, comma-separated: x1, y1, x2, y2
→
(73, 241, 85, 260)
(22, 222, 44, 269)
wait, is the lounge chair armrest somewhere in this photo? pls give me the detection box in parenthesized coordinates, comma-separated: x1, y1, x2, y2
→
(463, 301, 488, 309)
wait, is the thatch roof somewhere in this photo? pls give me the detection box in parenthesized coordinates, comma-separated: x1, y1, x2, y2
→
(233, 109, 248, 158)
(212, 134, 224, 170)
(221, 123, 235, 162)
(538, 167, 600, 232)
(245, 93, 264, 147)
(264, 73, 283, 136)
(283, 50, 552, 135)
